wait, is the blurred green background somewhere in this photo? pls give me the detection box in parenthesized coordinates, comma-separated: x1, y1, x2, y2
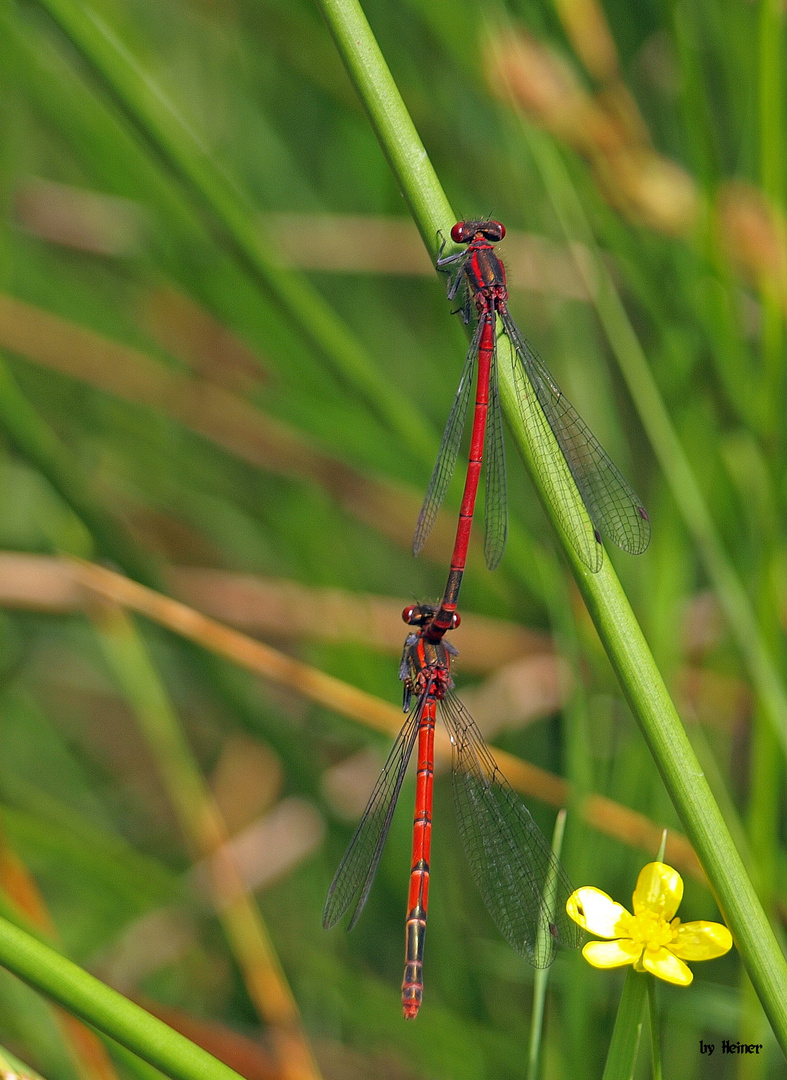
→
(0, 0, 785, 1076)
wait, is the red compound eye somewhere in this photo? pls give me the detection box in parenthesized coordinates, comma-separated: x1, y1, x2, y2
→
(449, 220, 505, 244)
(482, 220, 505, 240)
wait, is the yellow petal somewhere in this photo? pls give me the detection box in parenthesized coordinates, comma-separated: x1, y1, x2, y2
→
(641, 946, 693, 986)
(633, 862, 683, 921)
(567, 888, 631, 938)
(582, 939, 642, 968)
(671, 921, 733, 961)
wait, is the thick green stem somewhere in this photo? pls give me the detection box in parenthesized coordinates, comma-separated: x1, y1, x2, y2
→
(498, 340, 787, 1050)
(0, 916, 244, 1080)
(600, 968, 646, 1080)
(522, 128, 787, 763)
(312, 0, 787, 1051)
(527, 810, 568, 1080)
(316, 0, 453, 254)
(647, 977, 663, 1080)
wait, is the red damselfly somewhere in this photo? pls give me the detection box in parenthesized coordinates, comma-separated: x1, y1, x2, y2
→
(414, 220, 650, 576)
(323, 603, 581, 1018)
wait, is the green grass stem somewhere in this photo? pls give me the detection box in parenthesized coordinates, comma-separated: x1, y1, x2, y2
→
(0, 915, 245, 1080)
(316, 0, 453, 254)
(499, 328, 787, 1050)
(522, 128, 787, 763)
(315, 0, 787, 1049)
(647, 977, 663, 1080)
(91, 604, 322, 1080)
(25, 0, 435, 460)
(527, 809, 568, 1080)
(600, 968, 646, 1080)
(757, 0, 784, 441)
(0, 352, 158, 586)
(0, 1040, 47, 1080)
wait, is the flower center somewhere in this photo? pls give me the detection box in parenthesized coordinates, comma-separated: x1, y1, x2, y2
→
(627, 910, 677, 952)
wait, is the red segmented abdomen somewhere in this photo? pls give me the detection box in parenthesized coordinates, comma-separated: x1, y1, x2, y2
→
(401, 697, 436, 1018)
(428, 308, 494, 635)
(451, 310, 492, 575)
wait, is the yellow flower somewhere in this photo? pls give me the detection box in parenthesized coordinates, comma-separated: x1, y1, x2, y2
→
(566, 862, 732, 986)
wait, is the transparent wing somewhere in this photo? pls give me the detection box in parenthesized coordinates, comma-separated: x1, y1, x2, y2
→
(483, 340, 507, 571)
(500, 309, 650, 572)
(441, 692, 582, 966)
(413, 320, 483, 556)
(323, 707, 421, 931)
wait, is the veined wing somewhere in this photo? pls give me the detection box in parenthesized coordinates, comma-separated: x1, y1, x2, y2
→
(500, 309, 650, 572)
(323, 705, 421, 931)
(413, 320, 482, 557)
(483, 339, 507, 571)
(442, 691, 582, 966)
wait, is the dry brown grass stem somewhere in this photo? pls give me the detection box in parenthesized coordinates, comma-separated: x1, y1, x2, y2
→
(0, 293, 453, 556)
(69, 559, 704, 880)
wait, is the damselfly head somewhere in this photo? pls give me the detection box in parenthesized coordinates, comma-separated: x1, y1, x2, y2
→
(402, 604, 461, 630)
(402, 604, 437, 626)
(450, 220, 506, 244)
